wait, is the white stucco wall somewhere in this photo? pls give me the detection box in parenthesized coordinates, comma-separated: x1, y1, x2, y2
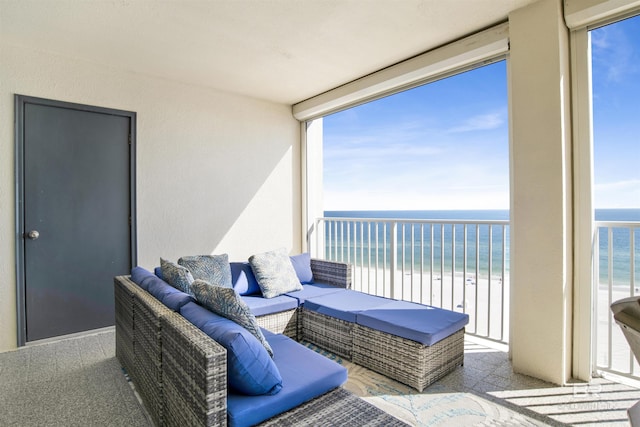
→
(0, 42, 300, 352)
(509, 0, 573, 384)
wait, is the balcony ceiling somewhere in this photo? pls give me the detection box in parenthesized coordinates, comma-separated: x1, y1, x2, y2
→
(1, 0, 536, 105)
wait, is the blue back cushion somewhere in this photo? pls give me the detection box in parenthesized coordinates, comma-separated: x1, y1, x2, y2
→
(130, 266, 193, 311)
(289, 253, 313, 284)
(230, 262, 261, 296)
(180, 302, 282, 396)
(131, 266, 154, 290)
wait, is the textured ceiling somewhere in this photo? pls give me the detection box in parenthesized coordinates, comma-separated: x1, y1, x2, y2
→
(0, 0, 537, 105)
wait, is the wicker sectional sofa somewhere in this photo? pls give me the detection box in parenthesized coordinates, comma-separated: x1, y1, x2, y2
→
(115, 256, 468, 426)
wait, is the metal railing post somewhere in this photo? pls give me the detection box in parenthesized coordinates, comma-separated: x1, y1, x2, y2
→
(390, 221, 398, 299)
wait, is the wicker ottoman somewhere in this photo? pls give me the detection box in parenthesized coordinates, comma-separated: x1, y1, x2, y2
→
(353, 326, 465, 391)
(353, 300, 469, 392)
(302, 290, 392, 360)
(301, 308, 354, 359)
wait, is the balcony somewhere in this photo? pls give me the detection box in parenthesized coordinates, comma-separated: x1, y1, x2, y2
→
(310, 215, 510, 345)
(311, 215, 640, 383)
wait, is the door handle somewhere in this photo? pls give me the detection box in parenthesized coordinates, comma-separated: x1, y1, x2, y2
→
(27, 230, 40, 240)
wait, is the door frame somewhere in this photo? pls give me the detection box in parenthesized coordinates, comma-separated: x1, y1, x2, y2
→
(14, 95, 137, 346)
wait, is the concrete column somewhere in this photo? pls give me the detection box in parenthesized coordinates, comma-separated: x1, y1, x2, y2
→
(509, 0, 573, 384)
(302, 118, 325, 256)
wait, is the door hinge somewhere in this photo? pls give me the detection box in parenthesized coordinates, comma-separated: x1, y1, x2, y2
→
(128, 134, 132, 145)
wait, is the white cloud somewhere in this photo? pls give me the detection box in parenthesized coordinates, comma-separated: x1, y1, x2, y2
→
(446, 112, 504, 133)
(323, 133, 510, 211)
(595, 180, 640, 208)
(324, 185, 509, 211)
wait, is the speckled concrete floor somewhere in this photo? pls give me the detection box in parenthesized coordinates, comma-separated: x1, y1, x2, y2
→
(337, 336, 640, 426)
(2, 330, 639, 426)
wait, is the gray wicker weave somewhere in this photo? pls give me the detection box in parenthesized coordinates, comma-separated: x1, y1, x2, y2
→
(114, 277, 135, 376)
(353, 325, 465, 392)
(132, 280, 173, 426)
(114, 259, 465, 426)
(310, 258, 352, 289)
(256, 308, 298, 339)
(301, 308, 354, 360)
(162, 313, 227, 427)
(257, 387, 410, 426)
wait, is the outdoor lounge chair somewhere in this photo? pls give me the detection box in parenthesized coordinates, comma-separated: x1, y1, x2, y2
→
(611, 296, 640, 426)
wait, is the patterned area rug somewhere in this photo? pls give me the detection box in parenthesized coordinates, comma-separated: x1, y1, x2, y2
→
(344, 362, 543, 426)
(303, 341, 548, 426)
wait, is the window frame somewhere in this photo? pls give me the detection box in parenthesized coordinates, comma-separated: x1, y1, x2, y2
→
(568, 1, 640, 381)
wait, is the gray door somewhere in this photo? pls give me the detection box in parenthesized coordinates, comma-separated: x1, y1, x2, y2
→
(16, 96, 136, 343)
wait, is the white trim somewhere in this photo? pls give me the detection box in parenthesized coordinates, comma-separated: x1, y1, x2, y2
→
(303, 118, 324, 256)
(292, 23, 509, 121)
(565, 0, 640, 29)
(25, 326, 115, 347)
(300, 121, 309, 252)
(570, 27, 595, 382)
(506, 48, 514, 363)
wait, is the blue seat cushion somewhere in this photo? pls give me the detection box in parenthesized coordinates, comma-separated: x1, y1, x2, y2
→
(241, 294, 298, 317)
(284, 283, 346, 304)
(180, 302, 282, 396)
(130, 266, 194, 311)
(356, 300, 470, 346)
(227, 330, 347, 427)
(303, 290, 391, 323)
(230, 262, 261, 296)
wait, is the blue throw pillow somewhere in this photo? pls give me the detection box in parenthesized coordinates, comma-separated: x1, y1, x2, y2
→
(249, 248, 303, 298)
(178, 254, 233, 288)
(180, 302, 282, 396)
(289, 253, 314, 284)
(160, 258, 194, 295)
(191, 280, 273, 357)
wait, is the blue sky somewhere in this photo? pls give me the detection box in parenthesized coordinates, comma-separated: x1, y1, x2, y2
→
(592, 15, 640, 209)
(323, 15, 639, 211)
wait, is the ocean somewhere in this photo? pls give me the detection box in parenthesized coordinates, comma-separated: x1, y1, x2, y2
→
(323, 209, 640, 285)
